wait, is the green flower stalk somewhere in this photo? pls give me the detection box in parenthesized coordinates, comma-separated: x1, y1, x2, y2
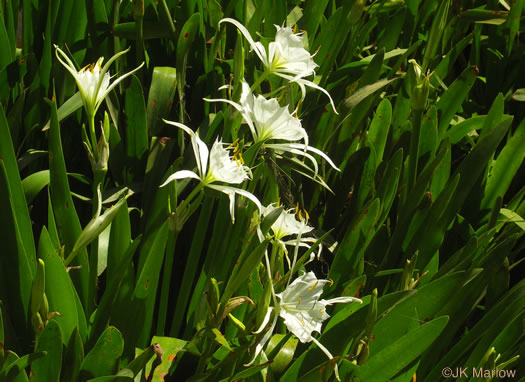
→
(406, 59, 431, 193)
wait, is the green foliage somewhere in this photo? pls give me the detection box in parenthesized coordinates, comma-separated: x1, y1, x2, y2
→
(0, 0, 524, 380)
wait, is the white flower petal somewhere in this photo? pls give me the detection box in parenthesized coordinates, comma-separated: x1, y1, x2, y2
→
(195, 135, 210, 179)
(262, 203, 313, 240)
(208, 140, 251, 184)
(219, 18, 269, 66)
(208, 185, 262, 223)
(275, 271, 362, 347)
(278, 271, 329, 306)
(253, 307, 274, 334)
(264, 143, 320, 175)
(97, 61, 145, 111)
(220, 19, 338, 114)
(163, 120, 209, 178)
(204, 97, 258, 141)
(269, 25, 318, 79)
(286, 143, 340, 171)
(231, 188, 263, 215)
(250, 95, 307, 144)
(277, 73, 338, 114)
(311, 337, 342, 382)
(324, 296, 363, 304)
(279, 307, 322, 343)
(245, 315, 278, 366)
(160, 170, 200, 187)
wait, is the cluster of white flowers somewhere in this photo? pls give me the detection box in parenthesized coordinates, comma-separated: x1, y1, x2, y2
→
(204, 19, 360, 380)
(54, 18, 358, 381)
(158, 19, 358, 380)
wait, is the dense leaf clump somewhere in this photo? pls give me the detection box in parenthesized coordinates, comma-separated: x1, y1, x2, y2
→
(0, 0, 524, 381)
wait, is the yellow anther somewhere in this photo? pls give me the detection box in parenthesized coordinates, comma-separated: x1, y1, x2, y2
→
(298, 210, 302, 221)
(82, 62, 99, 73)
(232, 150, 245, 167)
(295, 202, 300, 215)
(297, 296, 302, 304)
(308, 281, 319, 291)
(293, 24, 298, 34)
(227, 138, 240, 149)
(329, 279, 334, 287)
(80, 63, 92, 72)
(303, 208, 310, 221)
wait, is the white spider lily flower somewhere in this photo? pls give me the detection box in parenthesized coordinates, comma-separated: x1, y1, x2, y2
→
(263, 203, 313, 240)
(205, 81, 340, 175)
(277, 271, 362, 343)
(209, 80, 307, 144)
(219, 18, 338, 114)
(54, 45, 144, 118)
(248, 272, 362, 380)
(258, 203, 321, 265)
(160, 120, 262, 222)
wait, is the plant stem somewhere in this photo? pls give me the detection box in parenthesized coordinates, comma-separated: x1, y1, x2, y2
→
(265, 245, 278, 306)
(88, 114, 99, 161)
(177, 182, 205, 215)
(250, 69, 271, 92)
(156, 227, 179, 335)
(406, 109, 423, 203)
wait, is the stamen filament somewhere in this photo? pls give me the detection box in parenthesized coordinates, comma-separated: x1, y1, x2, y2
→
(308, 281, 319, 291)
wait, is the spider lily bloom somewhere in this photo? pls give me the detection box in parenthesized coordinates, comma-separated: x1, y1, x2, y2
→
(160, 120, 262, 222)
(258, 203, 321, 265)
(249, 271, 362, 380)
(205, 81, 340, 175)
(219, 18, 338, 114)
(54, 45, 144, 119)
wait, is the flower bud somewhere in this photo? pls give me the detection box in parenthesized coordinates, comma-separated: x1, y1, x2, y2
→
(409, 59, 430, 111)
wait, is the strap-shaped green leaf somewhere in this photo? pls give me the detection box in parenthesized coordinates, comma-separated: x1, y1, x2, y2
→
(30, 320, 63, 382)
(46, 95, 89, 309)
(355, 316, 449, 382)
(80, 327, 124, 380)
